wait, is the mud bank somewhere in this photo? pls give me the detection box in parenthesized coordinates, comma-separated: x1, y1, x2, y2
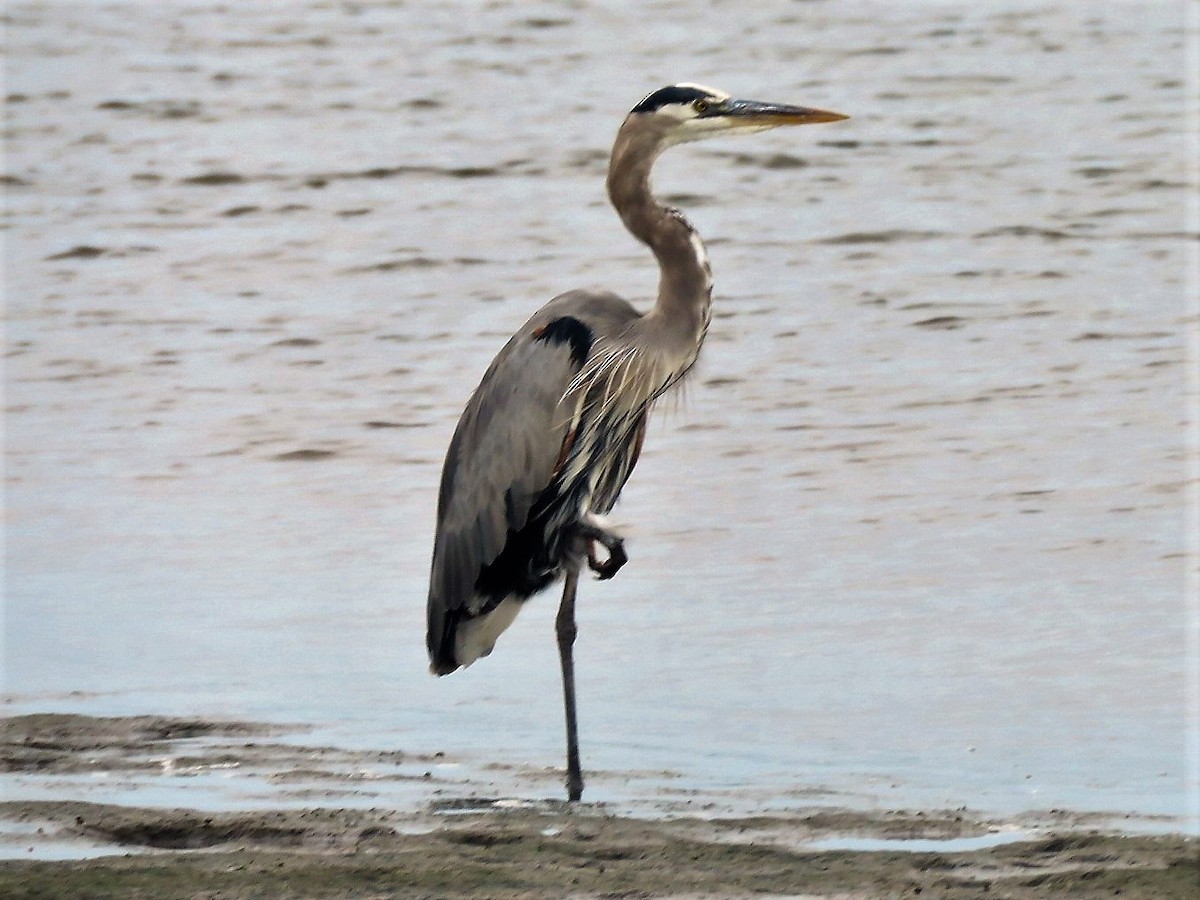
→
(2, 714, 1195, 898)
(1, 800, 1195, 899)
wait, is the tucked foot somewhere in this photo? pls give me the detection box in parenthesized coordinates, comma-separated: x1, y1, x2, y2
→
(576, 517, 628, 580)
(587, 536, 626, 580)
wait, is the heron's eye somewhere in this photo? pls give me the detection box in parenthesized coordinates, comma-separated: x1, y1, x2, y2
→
(692, 98, 710, 114)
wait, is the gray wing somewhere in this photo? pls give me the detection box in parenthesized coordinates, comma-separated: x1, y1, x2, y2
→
(426, 291, 639, 669)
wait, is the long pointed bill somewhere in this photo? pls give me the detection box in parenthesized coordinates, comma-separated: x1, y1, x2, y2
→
(718, 98, 848, 127)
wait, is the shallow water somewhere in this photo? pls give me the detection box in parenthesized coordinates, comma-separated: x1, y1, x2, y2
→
(4, 2, 1196, 827)
(802, 829, 1031, 854)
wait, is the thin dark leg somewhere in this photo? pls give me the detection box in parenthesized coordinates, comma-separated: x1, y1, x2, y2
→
(555, 569, 584, 802)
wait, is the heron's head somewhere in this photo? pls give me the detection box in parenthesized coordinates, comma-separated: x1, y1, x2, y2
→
(627, 83, 847, 147)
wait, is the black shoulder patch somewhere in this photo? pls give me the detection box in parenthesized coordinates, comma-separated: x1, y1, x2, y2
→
(631, 84, 711, 114)
(533, 316, 593, 366)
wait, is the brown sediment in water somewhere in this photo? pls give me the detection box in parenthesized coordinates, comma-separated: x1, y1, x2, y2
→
(1, 714, 1195, 898)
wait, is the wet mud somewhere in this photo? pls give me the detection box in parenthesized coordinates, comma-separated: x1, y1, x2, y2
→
(2, 802, 1195, 899)
(2, 715, 1196, 898)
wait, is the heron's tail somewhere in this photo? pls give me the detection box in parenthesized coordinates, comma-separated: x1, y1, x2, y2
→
(427, 600, 461, 675)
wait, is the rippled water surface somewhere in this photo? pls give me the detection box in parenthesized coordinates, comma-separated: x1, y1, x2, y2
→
(5, 2, 1196, 824)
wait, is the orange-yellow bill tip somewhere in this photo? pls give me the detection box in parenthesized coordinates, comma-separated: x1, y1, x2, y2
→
(765, 107, 849, 126)
(723, 99, 849, 126)
(799, 107, 849, 124)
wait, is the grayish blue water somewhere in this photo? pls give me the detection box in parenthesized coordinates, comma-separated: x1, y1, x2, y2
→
(4, 1, 1196, 828)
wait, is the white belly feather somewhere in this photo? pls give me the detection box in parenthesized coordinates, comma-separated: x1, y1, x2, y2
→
(454, 597, 524, 668)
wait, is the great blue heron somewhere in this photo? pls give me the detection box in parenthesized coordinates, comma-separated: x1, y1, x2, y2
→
(426, 83, 846, 801)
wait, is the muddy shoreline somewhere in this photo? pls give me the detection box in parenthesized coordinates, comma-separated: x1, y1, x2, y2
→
(3, 714, 1195, 898)
(2, 800, 1196, 900)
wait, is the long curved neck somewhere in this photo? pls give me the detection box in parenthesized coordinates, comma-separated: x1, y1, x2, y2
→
(606, 122, 713, 351)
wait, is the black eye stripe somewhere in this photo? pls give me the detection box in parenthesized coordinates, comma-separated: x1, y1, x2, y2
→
(631, 85, 714, 114)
